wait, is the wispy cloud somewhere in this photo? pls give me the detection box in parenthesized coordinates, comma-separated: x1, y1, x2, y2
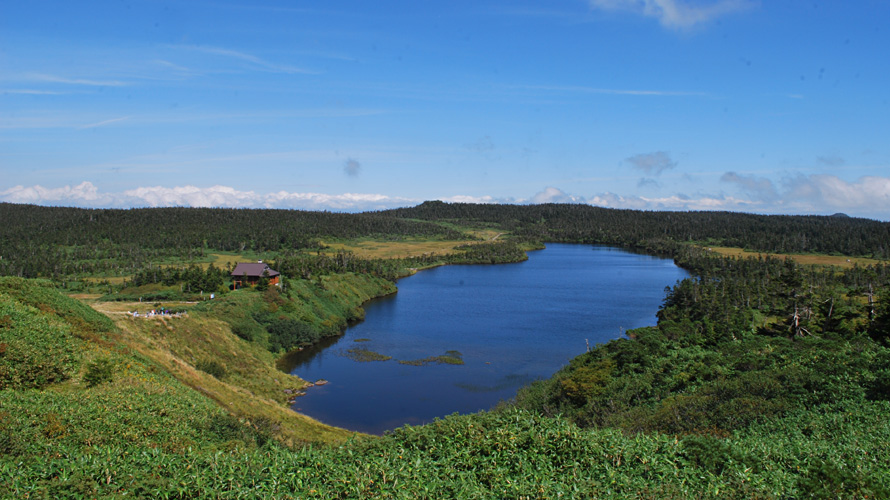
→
(173, 45, 319, 75)
(522, 84, 708, 97)
(76, 117, 130, 130)
(3, 175, 888, 220)
(589, 0, 755, 30)
(25, 73, 129, 87)
(0, 89, 67, 95)
(0, 107, 387, 130)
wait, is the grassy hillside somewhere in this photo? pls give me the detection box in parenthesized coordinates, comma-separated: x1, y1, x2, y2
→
(0, 278, 268, 455)
(5, 405, 888, 498)
(0, 277, 352, 461)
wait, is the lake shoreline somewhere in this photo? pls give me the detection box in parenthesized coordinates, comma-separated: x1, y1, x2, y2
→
(282, 243, 689, 434)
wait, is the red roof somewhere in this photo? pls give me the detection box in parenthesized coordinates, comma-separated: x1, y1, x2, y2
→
(231, 263, 280, 278)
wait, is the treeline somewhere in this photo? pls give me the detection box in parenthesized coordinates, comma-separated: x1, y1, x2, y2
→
(383, 201, 890, 258)
(513, 244, 890, 437)
(3, 202, 888, 280)
(0, 203, 468, 279)
(665, 246, 890, 341)
(272, 241, 528, 283)
(127, 263, 228, 293)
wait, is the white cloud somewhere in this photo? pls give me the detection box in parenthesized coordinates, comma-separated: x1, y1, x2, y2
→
(173, 45, 319, 75)
(436, 195, 501, 204)
(0, 182, 420, 211)
(0, 182, 107, 205)
(718, 172, 890, 218)
(530, 187, 585, 204)
(583, 174, 890, 220)
(587, 192, 759, 212)
(122, 185, 259, 208)
(264, 191, 418, 211)
(2, 177, 888, 220)
(589, 0, 754, 30)
(783, 175, 890, 214)
(26, 73, 129, 87)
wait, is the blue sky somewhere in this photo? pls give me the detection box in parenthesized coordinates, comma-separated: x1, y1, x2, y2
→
(2, 1, 889, 220)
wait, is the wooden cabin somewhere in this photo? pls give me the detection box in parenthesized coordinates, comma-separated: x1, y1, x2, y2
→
(231, 261, 280, 289)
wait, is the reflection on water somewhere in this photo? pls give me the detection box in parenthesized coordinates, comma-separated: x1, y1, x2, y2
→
(277, 334, 345, 372)
(454, 373, 538, 393)
(283, 244, 689, 435)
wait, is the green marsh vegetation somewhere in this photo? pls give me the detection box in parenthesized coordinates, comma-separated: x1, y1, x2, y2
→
(2, 202, 890, 497)
(344, 347, 394, 362)
(399, 350, 465, 366)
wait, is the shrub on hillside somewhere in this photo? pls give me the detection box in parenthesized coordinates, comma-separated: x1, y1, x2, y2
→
(230, 321, 262, 342)
(0, 293, 82, 390)
(196, 360, 226, 379)
(266, 318, 319, 352)
(83, 358, 115, 387)
(0, 277, 115, 337)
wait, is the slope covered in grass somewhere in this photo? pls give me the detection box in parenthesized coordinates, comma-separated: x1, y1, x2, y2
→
(4, 405, 888, 498)
(0, 277, 348, 465)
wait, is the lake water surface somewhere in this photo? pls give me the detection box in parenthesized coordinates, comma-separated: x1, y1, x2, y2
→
(283, 244, 688, 434)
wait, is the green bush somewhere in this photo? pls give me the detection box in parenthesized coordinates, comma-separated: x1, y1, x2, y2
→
(0, 412, 21, 456)
(196, 360, 226, 379)
(83, 358, 115, 387)
(679, 434, 751, 475)
(230, 321, 261, 342)
(206, 413, 275, 449)
(266, 318, 319, 352)
(797, 462, 889, 500)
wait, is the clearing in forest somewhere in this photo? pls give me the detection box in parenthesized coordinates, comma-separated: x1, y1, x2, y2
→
(703, 246, 884, 268)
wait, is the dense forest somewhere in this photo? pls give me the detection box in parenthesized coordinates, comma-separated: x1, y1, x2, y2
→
(385, 201, 890, 257)
(2, 201, 890, 498)
(0, 203, 467, 279)
(3, 201, 889, 280)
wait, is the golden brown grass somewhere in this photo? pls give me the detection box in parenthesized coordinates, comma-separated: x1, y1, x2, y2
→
(702, 246, 884, 268)
(320, 240, 461, 259)
(91, 300, 355, 445)
(207, 253, 254, 270)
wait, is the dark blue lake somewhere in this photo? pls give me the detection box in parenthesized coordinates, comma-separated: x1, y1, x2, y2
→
(283, 244, 688, 434)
